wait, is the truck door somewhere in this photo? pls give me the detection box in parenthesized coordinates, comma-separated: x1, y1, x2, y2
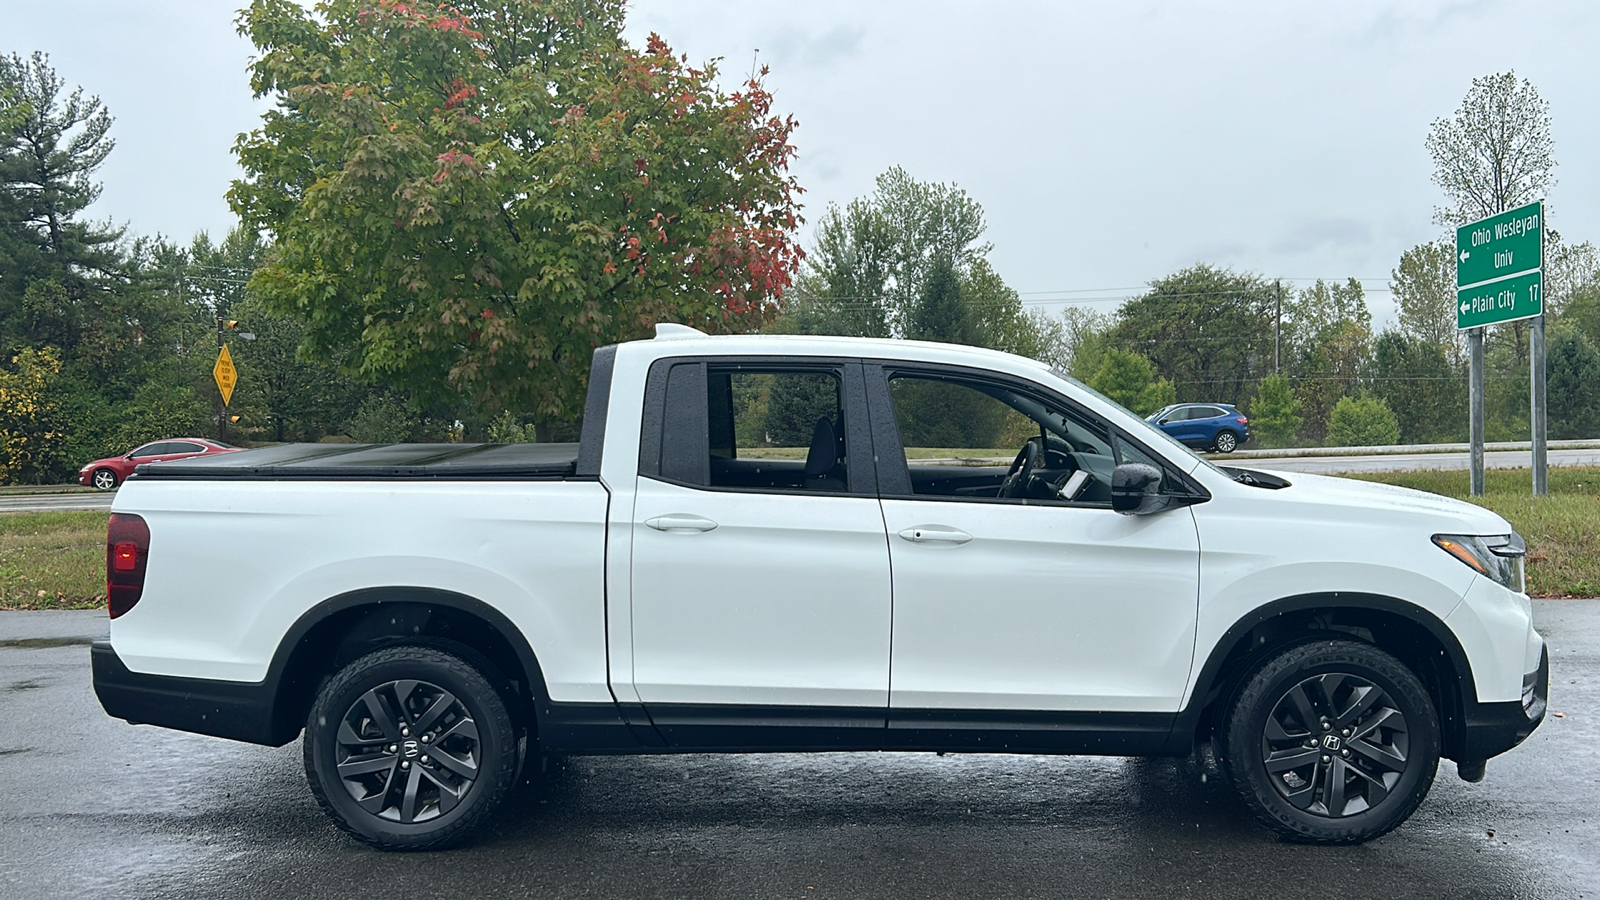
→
(627, 358, 892, 746)
(867, 365, 1201, 745)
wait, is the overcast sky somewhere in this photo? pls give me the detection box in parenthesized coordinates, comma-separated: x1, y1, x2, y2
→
(8, 1, 1597, 325)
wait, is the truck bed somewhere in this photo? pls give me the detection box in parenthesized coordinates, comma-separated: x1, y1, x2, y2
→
(135, 442, 584, 480)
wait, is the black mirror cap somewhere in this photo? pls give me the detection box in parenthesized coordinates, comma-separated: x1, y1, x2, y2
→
(1111, 463, 1169, 515)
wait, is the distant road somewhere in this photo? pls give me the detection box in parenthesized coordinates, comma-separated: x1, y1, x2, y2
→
(1242, 446, 1600, 475)
(0, 493, 114, 513)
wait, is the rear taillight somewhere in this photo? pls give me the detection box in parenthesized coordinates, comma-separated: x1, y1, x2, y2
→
(107, 513, 150, 619)
(1237, 417, 1248, 424)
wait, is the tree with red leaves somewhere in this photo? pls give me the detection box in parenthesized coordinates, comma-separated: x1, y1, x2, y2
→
(231, 0, 803, 424)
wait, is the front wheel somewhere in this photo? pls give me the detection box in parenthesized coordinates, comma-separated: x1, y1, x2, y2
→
(1220, 640, 1439, 844)
(91, 468, 119, 491)
(304, 644, 518, 850)
(1212, 430, 1239, 453)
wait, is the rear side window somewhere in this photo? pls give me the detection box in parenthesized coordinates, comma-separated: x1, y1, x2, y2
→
(646, 360, 852, 493)
(168, 442, 205, 454)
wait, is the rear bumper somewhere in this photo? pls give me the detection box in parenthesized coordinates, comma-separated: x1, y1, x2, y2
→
(91, 641, 295, 747)
(1457, 643, 1547, 761)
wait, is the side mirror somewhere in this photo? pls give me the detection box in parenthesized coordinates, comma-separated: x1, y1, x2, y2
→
(1111, 463, 1171, 516)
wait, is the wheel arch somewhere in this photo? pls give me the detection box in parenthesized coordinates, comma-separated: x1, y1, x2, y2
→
(263, 587, 548, 745)
(1179, 592, 1477, 760)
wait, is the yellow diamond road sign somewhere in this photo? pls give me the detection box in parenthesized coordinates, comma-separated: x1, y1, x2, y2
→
(213, 344, 238, 406)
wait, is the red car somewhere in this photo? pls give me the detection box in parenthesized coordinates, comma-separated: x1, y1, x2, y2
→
(78, 438, 238, 491)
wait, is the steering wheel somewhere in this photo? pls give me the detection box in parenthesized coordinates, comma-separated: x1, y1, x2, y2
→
(998, 438, 1041, 499)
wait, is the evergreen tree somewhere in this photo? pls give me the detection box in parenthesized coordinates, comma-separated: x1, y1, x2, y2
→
(1547, 329, 1600, 440)
(1370, 332, 1464, 444)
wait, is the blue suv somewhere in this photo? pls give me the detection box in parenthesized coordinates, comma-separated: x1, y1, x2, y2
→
(1148, 403, 1250, 453)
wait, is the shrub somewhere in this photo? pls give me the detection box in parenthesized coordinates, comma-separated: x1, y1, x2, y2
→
(1327, 394, 1401, 447)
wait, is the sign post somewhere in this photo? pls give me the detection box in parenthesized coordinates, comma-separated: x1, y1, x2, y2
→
(1456, 199, 1545, 496)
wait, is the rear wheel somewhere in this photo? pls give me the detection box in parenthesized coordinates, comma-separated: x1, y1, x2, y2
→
(92, 468, 119, 491)
(304, 644, 517, 850)
(1212, 430, 1239, 453)
(1220, 639, 1439, 843)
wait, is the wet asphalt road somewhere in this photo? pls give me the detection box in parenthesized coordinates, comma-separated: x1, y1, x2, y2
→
(1, 604, 1596, 900)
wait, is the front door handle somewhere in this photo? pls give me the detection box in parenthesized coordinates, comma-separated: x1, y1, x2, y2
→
(645, 514, 719, 533)
(897, 525, 972, 545)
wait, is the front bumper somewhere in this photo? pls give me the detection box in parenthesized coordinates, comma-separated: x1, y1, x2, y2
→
(1458, 643, 1548, 761)
(92, 641, 296, 747)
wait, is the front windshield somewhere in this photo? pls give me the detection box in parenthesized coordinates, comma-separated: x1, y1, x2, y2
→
(1048, 367, 1226, 476)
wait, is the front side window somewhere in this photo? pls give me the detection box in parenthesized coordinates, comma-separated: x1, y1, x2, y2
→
(885, 372, 1117, 505)
(130, 443, 168, 458)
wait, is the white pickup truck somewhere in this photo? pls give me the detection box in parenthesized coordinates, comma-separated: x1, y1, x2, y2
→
(93, 325, 1547, 850)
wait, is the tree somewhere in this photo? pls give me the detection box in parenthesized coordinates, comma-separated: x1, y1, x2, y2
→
(0, 347, 68, 484)
(1391, 240, 1461, 357)
(1561, 277, 1600, 350)
(784, 199, 896, 338)
(1058, 306, 1111, 380)
(1087, 348, 1174, 417)
(1248, 373, 1301, 447)
(873, 165, 990, 333)
(0, 51, 124, 352)
(1427, 71, 1554, 228)
(1108, 265, 1275, 406)
(1284, 279, 1374, 442)
(1546, 329, 1600, 440)
(232, 0, 804, 427)
(1370, 332, 1463, 444)
(1287, 278, 1371, 351)
(905, 255, 977, 345)
(779, 167, 1057, 361)
(1326, 395, 1400, 447)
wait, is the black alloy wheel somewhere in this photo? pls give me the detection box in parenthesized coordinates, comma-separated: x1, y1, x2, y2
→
(1213, 430, 1239, 453)
(92, 468, 119, 491)
(304, 644, 517, 850)
(1261, 673, 1410, 817)
(334, 679, 480, 823)
(1221, 640, 1439, 844)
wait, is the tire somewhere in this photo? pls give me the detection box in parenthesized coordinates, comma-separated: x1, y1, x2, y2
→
(1212, 430, 1239, 453)
(92, 468, 119, 491)
(304, 644, 518, 851)
(1220, 639, 1439, 844)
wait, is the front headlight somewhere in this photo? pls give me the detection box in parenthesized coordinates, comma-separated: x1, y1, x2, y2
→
(1433, 533, 1526, 593)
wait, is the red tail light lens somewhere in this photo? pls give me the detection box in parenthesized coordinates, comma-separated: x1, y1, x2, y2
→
(107, 513, 150, 619)
(1237, 417, 1248, 424)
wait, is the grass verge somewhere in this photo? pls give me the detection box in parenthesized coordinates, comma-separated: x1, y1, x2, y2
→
(0, 511, 107, 611)
(1352, 467, 1600, 598)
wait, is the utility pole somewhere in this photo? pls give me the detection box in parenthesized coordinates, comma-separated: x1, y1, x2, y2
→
(216, 316, 229, 444)
(1274, 279, 1282, 374)
(1469, 327, 1485, 496)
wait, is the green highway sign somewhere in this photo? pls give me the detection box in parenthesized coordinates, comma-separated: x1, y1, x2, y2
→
(1456, 200, 1542, 288)
(1457, 269, 1543, 330)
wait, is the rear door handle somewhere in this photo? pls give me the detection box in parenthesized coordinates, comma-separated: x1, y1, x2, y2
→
(897, 526, 972, 545)
(645, 514, 719, 533)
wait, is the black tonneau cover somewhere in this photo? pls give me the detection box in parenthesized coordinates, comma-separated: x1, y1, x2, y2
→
(135, 442, 582, 480)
